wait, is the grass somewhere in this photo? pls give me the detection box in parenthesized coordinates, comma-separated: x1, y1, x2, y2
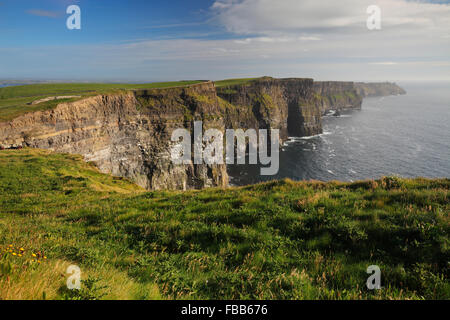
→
(215, 78, 260, 87)
(0, 149, 449, 300)
(0, 78, 270, 122)
(0, 81, 203, 122)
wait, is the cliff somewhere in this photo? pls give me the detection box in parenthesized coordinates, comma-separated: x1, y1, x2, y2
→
(0, 82, 228, 190)
(0, 78, 406, 190)
(355, 82, 406, 97)
(313, 81, 362, 114)
(216, 77, 320, 138)
(312, 81, 406, 115)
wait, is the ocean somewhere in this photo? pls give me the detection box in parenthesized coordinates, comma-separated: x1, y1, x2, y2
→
(0, 84, 26, 88)
(228, 82, 450, 185)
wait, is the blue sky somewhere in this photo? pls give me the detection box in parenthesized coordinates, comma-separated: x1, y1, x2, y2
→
(0, 0, 222, 46)
(1, 0, 449, 82)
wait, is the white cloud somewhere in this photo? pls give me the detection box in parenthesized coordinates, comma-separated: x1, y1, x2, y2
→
(369, 62, 398, 65)
(298, 36, 321, 41)
(204, 0, 450, 80)
(4, 0, 450, 82)
(211, 0, 450, 35)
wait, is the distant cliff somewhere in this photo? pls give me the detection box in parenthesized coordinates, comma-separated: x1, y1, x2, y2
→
(313, 81, 406, 115)
(355, 82, 406, 97)
(0, 77, 406, 190)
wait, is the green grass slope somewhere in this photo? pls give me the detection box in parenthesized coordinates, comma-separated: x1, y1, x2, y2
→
(0, 149, 448, 300)
(0, 81, 203, 122)
(214, 78, 260, 87)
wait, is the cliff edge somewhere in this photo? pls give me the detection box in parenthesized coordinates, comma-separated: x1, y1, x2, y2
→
(0, 78, 406, 190)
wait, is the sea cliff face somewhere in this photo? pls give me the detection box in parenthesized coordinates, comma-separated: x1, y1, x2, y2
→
(217, 77, 320, 138)
(312, 81, 406, 115)
(0, 82, 229, 190)
(0, 78, 406, 190)
(313, 81, 363, 114)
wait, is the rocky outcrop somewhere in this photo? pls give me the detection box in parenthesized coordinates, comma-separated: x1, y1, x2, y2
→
(355, 82, 406, 97)
(0, 78, 406, 190)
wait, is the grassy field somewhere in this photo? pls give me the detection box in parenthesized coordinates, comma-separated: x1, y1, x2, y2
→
(0, 149, 448, 300)
(0, 78, 264, 122)
(214, 78, 259, 87)
(0, 81, 203, 122)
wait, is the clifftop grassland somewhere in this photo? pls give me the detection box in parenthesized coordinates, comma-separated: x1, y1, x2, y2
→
(0, 78, 261, 122)
(0, 81, 203, 122)
(0, 149, 448, 300)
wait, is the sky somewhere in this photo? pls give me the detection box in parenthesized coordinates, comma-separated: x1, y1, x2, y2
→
(0, 0, 449, 82)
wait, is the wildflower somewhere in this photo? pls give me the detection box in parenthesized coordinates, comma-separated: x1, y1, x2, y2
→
(32, 253, 36, 257)
(12, 252, 17, 256)
(18, 254, 23, 257)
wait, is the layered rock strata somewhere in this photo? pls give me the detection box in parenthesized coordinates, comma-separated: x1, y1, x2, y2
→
(0, 78, 405, 190)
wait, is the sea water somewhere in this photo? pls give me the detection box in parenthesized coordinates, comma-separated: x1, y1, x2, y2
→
(228, 82, 450, 185)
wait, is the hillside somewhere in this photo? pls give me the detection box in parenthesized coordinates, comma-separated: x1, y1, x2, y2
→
(0, 149, 448, 300)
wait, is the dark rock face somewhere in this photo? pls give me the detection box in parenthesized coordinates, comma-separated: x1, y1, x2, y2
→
(313, 81, 363, 115)
(216, 77, 320, 139)
(0, 78, 406, 190)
